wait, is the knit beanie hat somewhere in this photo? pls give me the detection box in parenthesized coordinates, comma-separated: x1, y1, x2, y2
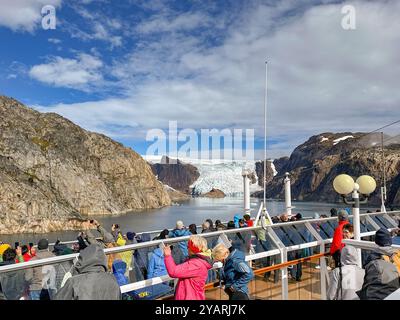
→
(375, 228, 392, 247)
(126, 232, 136, 241)
(37, 239, 49, 250)
(338, 210, 349, 221)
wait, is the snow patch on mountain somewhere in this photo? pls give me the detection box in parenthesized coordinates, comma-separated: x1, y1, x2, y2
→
(271, 161, 278, 176)
(320, 136, 329, 142)
(333, 135, 354, 145)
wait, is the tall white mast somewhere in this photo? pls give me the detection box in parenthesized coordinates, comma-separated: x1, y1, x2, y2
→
(261, 61, 273, 225)
(263, 61, 268, 205)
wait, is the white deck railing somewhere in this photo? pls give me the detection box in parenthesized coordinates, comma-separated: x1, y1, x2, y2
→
(0, 210, 398, 300)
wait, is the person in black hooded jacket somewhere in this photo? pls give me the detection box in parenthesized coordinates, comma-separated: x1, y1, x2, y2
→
(357, 228, 400, 300)
(54, 244, 121, 300)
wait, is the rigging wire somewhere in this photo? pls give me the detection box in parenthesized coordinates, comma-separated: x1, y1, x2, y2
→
(266, 119, 400, 181)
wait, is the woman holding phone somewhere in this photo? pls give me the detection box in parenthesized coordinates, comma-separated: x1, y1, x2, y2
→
(163, 235, 212, 300)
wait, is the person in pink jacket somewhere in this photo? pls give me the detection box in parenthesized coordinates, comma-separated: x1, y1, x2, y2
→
(163, 235, 213, 300)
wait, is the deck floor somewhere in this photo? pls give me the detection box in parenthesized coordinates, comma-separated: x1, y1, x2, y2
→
(206, 261, 322, 300)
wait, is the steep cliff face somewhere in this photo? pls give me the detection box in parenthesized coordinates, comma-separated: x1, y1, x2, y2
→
(163, 185, 190, 202)
(255, 133, 400, 206)
(255, 160, 275, 187)
(150, 156, 200, 194)
(0, 96, 171, 234)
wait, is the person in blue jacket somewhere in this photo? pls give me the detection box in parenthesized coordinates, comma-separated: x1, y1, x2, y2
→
(147, 246, 174, 299)
(168, 220, 192, 263)
(233, 215, 241, 228)
(212, 243, 253, 300)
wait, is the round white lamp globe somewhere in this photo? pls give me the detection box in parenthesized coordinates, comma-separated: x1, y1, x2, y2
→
(333, 174, 355, 195)
(356, 175, 376, 195)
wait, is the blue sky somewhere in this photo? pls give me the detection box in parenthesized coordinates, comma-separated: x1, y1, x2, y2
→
(1, 0, 399, 159)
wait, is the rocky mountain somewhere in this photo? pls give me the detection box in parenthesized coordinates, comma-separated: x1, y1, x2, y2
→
(255, 160, 277, 187)
(254, 132, 400, 206)
(163, 184, 191, 202)
(149, 156, 200, 194)
(0, 96, 171, 234)
(203, 188, 226, 198)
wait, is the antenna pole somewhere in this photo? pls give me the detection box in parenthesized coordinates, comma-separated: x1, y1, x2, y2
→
(381, 132, 387, 212)
(263, 61, 268, 207)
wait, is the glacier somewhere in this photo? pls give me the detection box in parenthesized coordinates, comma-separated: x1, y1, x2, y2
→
(143, 155, 263, 196)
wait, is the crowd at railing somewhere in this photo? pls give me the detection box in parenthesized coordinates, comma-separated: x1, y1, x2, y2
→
(0, 207, 399, 300)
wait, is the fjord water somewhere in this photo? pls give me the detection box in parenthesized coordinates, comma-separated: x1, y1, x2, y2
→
(1, 197, 372, 245)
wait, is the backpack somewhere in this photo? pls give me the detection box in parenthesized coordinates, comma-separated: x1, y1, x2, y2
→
(382, 250, 400, 275)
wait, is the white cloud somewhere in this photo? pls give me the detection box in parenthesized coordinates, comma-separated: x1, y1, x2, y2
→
(34, 0, 400, 158)
(65, 4, 123, 49)
(29, 53, 103, 90)
(0, 0, 61, 32)
(48, 38, 62, 44)
(136, 12, 212, 34)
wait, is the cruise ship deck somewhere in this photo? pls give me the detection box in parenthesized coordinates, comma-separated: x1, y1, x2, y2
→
(1, 208, 399, 300)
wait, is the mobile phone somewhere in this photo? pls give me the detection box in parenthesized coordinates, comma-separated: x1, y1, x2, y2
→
(29, 242, 33, 248)
(14, 242, 19, 249)
(159, 241, 166, 250)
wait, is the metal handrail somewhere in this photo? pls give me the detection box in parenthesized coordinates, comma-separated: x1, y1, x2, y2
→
(0, 225, 262, 272)
(343, 239, 400, 250)
(1, 211, 398, 274)
(44, 209, 399, 247)
(0, 211, 400, 273)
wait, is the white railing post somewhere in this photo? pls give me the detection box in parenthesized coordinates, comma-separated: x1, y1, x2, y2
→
(267, 226, 288, 300)
(242, 169, 251, 215)
(352, 185, 362, 268)
(305, 221, 327, 300)
(284, 172, 292, 216)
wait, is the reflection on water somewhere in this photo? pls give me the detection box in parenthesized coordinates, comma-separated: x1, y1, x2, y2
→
(0, 197, 374, 245)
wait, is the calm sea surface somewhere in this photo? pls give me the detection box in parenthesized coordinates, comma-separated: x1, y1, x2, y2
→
(0, 197, 375, 245)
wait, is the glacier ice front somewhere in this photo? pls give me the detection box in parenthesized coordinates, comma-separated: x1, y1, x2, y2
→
(143, 156, 263, 197)
(189, 160, 262, 196)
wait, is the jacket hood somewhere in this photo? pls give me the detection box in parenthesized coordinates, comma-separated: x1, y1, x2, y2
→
(189, 250, 213, 267)
(75, 244, 107, 274)
(112, 259, 127, 274)
(116, 234, 126, 247)
(35, 249, 54, 259)
(340, 245, 359, 265)
(374, 246, 396, 256)
(171, 229, 190, 237)
(229, 248, 246, 263)
(364, 246, 396, 266)
(0, 244, 11, 255)
(136, 233, 151, 243)
(234, 215, 241, 228)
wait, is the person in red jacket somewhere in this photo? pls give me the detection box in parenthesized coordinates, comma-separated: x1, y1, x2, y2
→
(330, 210, 350, 268)
(243, 214, 253, 227)
(163, 235, 213, 300)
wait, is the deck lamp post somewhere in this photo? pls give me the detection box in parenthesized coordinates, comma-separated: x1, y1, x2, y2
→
(242, 169, 252, 215)
(333, 174, 377, 267)
(284, 172, 292, 216)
